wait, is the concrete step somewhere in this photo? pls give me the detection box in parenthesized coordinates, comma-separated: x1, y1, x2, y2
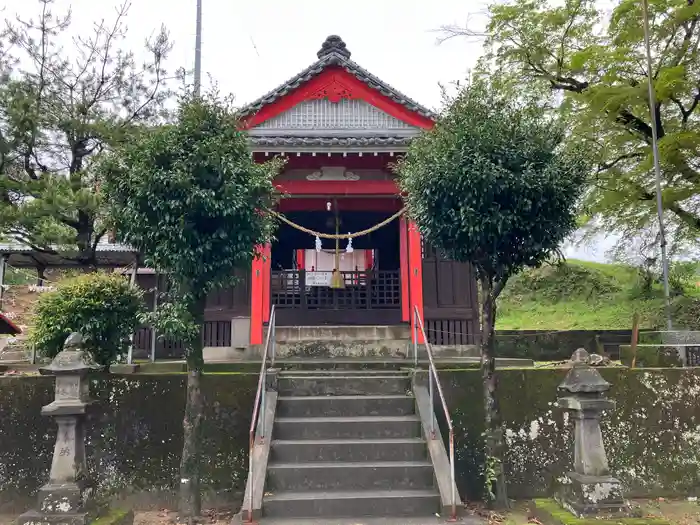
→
(276, 395, 415, 418)
(262, 489, 440, 518)
(270, 357, 531, 370)
(0, 350, 29, 362)
(278, 375, 411, 396)
(278, 369, 408, 376)
(274, 359, 410, 371)
(274, 340, 409, 359)
(274, 416, 421, 440)
(257, 518, 458, 525)
(267, 461, 435, 492)
(270, 438, 427, 463)
(274, 325, 412, 343)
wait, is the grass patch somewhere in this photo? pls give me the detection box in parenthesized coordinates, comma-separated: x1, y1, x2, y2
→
(497, 259, 700, 330)
(91, 508, 133, 525)
(532, 499, 670, 525)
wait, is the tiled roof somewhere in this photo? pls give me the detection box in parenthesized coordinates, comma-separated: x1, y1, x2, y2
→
(0, 243, 136, 268)
(249, 136, 413, 148)
(240, 35, 436, 120)
(0, 243, 135, 254)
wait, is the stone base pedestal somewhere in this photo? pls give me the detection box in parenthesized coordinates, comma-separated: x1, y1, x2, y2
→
(557, 473, 631, 518)
(18, 509, 91, 525)
(18, 482, 94, 525)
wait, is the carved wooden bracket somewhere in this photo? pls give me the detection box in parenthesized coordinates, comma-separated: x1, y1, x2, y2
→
(306, 167, 359, 181)
(309, 75, 354, 103)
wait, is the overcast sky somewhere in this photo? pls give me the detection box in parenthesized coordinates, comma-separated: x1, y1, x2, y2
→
(6, 0, 613, 261)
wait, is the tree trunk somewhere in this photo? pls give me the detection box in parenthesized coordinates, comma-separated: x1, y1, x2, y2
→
(36, 264, 46, 286)
(479, 276, 508, 508)
(178, 297, 206, 523)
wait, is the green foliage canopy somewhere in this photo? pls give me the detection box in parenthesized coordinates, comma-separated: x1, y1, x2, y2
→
(101, 93, 280, 348)
(481, 0, 700, 243)
(101, 91, 281, 521)
(31, 272, 144, 367)
(0, 1, 172, 265)
(398, 79, 588, 508)
(398, 81, 588, 291)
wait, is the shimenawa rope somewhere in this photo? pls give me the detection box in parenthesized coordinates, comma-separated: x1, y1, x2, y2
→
(270, 207, 406, 240)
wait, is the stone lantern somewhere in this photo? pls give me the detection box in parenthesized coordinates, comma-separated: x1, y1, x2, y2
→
(556, 349, 630, 518)
(19, 332, 100, 525)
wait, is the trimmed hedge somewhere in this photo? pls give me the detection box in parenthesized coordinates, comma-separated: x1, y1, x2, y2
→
(1, 368, 699, 510)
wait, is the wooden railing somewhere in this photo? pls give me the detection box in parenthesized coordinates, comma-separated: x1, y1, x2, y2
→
(271, 269, 401, 310)
(425, 319, 475, 345)
(132, 320, 232, 361)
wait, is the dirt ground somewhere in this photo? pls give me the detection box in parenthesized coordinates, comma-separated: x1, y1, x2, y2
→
(470, 498, 700, 525)
(0, 499, 697, 525)
(0, 508, 233, 525)
(134, 509, 233, 525)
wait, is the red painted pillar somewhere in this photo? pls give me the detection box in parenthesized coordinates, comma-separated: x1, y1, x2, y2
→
(407, 221, 425, 344)
(296, 249, 305, 270)
(399, 216, 409, 323)
(250, 245, 264, 345)
(262, 243, 272, 324)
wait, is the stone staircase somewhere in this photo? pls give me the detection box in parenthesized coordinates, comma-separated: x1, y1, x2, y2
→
(243, 367, 460, 522)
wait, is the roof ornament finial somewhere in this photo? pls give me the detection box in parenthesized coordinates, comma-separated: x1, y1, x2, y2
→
(317, 35, 351, 60)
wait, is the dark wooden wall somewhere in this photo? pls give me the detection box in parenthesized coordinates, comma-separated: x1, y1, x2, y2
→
(132, 270, 251, 358)
(422, 244, 479, 345)
(135, 270, 251, 318)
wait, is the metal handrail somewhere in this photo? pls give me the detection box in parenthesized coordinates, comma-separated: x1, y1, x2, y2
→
(246, 304, 276, 523)
(413, 305, 457, 522)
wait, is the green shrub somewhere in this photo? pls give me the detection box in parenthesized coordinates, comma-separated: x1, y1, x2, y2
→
(30, 272, 145, 367)
(668, 296, 700, 330)
(668, 261, 700, 296)
(502, 262, 621, 304)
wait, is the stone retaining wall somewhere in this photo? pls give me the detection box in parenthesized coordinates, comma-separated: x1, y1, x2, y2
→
(494, 329, 642, 360)
(0, 368, 698, 511)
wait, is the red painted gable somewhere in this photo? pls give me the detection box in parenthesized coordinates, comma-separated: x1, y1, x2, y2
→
(0, 312, 20, 335)
(241, 66, 434, 130)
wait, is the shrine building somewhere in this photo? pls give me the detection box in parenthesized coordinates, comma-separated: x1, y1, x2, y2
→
(0, 35, 479, 360)
(238, 35, 478, 349)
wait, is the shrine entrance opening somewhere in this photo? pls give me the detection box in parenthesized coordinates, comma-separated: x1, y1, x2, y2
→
(270, 200, 404, 326)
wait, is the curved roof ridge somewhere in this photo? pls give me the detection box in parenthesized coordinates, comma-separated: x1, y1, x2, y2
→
(239, 36, 436, 120)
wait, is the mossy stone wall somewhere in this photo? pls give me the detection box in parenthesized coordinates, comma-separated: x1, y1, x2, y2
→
(443, 368, 700, 500)
(1, 369, 699, 510)
(0, 374, 256, 512)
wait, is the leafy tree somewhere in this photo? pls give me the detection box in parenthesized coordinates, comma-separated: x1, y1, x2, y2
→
(31, 272, 144, 368)
(397, 80, 587, 507)
(100, 93, 281, 521)
(0, 0, 173, 266)
(460, 0, 700, 245)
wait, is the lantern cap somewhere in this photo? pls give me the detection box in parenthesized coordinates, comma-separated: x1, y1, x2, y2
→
(40, 332, 100, 375)
(558, 349, 611, 394)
